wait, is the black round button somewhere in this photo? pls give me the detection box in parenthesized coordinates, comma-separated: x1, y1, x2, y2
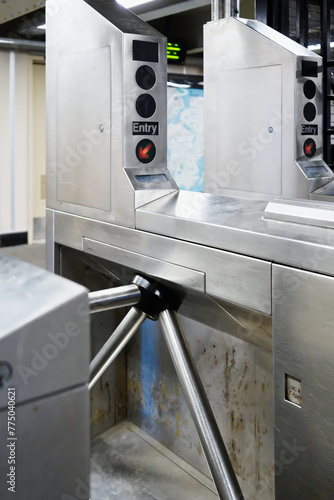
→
(136, 139, 156, 164)
(303, 102, 316, 122)
(136, 65, 156, 90)
(136, 94, 156, 118)
(303, 138, 316, 158)
(303, 80, 316, 99)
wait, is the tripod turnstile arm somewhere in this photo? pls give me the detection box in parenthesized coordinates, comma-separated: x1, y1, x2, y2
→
(89, 307, 147, 390)
(159, 309, 244, 500)
(89, 284, 141, 313)
(87, 276, 244, 500)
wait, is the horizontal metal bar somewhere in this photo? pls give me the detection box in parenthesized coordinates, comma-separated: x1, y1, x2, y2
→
(0, 38, 45, 53)
(89, 284, 140, 313)
(159, 309, 244, 500)
(89, 307, 147, 390)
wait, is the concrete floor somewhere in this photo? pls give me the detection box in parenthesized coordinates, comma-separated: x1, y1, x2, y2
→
(91, 422, 217, 500)
(0, 241, 46, 269)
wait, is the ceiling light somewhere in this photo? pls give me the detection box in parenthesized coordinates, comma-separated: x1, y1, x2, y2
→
(167, 82, 191, 89)
(116, 0, 154, 8)
(308, 42, 334, 51)
(308, 43, 321, 51)
(37, 24, 46, 30)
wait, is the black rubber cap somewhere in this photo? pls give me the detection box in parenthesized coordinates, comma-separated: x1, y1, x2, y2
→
(131, 275, 182, 320)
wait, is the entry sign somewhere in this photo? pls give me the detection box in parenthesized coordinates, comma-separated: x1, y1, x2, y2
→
(136, 139, 156, 163)
(301, 124, 318, 136)
(133, 121, 159, 135)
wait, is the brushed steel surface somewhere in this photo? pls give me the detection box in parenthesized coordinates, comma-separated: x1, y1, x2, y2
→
(136, 190, 334, 278)
(216, 64, 282, 197)
(0, 252, 89, 407)
(52, 209, 272, 315)
(296, 160, 333, 193)
(0, 386, 90, 500)
(56, 46, 111, 210)
(0, 254, 90, 500)
(47, 0, 178, 229)
(45, 7, 334, 498)
(204, 17, 326, 201)
(83, 237, 206, 293)
(311, 178, 334, 200)
(237, 18, 322, 56)
(272, 265, 334, 499)
(59, 244, 272, 350)
(159, 309, 244, 500)
(45, 208, 55, 272)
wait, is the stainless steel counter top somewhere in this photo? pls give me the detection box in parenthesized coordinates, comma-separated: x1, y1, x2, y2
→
(136, 191, 334, 277)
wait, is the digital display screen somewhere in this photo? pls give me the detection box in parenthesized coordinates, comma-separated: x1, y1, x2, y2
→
(135, 174, 168, 183)
(167, 39, 187, 65)
(304, 166, 328, 177)
(302, 60, 318, 78)
(133, 40, 158, 63)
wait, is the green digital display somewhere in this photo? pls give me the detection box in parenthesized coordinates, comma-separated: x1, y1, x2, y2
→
(167, 42, 181, 61)
(167, 40, 186, 64)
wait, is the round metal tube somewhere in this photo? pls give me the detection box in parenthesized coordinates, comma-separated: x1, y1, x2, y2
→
(159, 309, 244, 500)
(226, 0, 240, 17)
(89, 307, 147, 390)
(211, 0, 224, 21)
(89, 284, 141, 313)
(0, 38, 45, 53)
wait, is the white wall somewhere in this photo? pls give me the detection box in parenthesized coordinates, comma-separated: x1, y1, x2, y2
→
(0, 51, 11, 232)
(29, 57, 46, 241)
(0, 50, 45, 240)
(0, 50, 29, 235)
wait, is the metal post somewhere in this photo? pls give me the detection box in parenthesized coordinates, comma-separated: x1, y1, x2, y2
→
(159, 309, 244, 500)
(9, 50, 16, 231)
(89, 284, 141, 313)
(0, 38, 45, 53)
(211, 0, 224, 21)
(224, 0, 240, 18)
(89, 307, 147, 390)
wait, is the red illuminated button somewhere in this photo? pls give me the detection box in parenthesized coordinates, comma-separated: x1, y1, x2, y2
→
(304, 138, 316, 158)
(136, 139, 156, 163)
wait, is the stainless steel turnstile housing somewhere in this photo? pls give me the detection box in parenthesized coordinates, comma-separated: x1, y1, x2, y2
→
(204, 17, 334, 202)
(46, 2, 334, 499)
(0, 254, 90, 500)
